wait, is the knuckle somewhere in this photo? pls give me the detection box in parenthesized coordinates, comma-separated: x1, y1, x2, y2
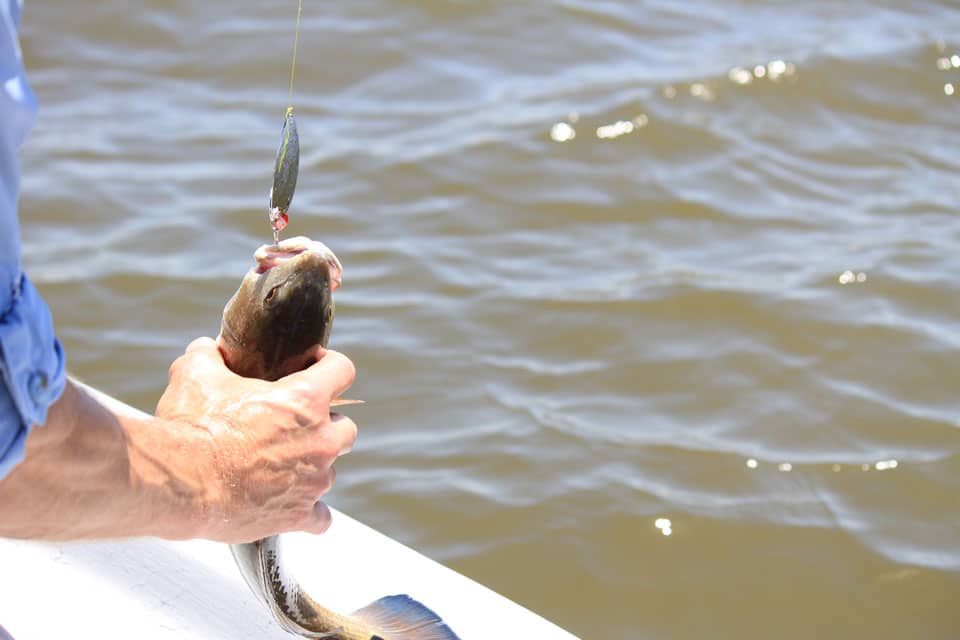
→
(325, 349, 356, 379)
(314, 438, 341, 464)
(186, 336, 215, 353)
(292, 504, 323, 531)
(167, 354, 187, 380)
(307, 466, 335, 496)
(331, 415, 358, 449)
(340, 354, 357, 380)
(321, 466, 336, 492)
(289, 380, 320, 405)
(343, 416, 359, 441)
(276, 510, 302, 532)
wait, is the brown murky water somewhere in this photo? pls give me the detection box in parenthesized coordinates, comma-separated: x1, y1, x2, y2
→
(16, 1, 960, 638)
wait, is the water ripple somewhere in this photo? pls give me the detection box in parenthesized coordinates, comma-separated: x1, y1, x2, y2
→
(16, 3, 960, 638)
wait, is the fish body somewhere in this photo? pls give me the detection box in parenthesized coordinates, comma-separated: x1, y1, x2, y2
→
(218, 237, 460, 640)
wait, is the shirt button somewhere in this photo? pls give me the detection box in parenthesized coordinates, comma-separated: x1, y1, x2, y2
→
(28, 371, 50, 405)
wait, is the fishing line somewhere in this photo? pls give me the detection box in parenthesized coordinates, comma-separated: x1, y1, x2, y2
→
(268, 0, 304, 244)
(287, 0, 303, 108)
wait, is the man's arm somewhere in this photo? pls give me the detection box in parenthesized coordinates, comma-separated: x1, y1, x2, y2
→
(0, 337, 357, 543)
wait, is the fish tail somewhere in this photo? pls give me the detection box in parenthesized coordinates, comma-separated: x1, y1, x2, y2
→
(351, 594, 462, 640)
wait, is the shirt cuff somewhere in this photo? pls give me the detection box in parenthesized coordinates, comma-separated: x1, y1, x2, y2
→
(0, 273, 66, 479)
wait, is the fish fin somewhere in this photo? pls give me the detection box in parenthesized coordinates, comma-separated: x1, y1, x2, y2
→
(351, 594, 462, 640)
(288, 630, 343, 640)
(331, 398, 365, 407)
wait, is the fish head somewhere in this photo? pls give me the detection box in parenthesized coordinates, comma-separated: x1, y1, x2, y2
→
(218, 236, 342, 380)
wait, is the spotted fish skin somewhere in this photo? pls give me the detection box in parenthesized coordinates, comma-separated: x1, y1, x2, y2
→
(219, 240, 461, 640)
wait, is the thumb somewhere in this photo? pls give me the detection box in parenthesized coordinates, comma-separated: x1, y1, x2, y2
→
(171, 336, 234, 381)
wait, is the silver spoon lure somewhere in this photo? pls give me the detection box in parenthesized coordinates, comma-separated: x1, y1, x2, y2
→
(268, 106, 299, 244)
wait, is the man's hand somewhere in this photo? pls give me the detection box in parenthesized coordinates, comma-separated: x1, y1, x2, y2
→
(0, 338, 357, 543)
(155, 337, 357, 543)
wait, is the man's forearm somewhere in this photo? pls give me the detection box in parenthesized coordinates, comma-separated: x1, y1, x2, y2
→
(0, 378, 210, 540)
(0, 338, 357, 544)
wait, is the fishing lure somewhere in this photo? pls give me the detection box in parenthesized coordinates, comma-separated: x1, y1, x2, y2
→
(267, 0, 304, 245)
(268, 106, 299, 244)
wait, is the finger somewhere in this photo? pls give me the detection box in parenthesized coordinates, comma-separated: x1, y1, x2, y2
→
(301, 501, 333, 535)
(329, 413, 358, 457)
(283, 348, 356, 402)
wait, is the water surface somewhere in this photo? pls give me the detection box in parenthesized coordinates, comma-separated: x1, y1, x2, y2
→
(18, 1, 960, 638)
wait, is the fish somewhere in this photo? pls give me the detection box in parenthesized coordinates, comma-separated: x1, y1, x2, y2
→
(217, 236, 461, 640)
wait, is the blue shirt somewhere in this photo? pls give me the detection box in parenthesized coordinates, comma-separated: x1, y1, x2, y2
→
(0, 0, 66, 479)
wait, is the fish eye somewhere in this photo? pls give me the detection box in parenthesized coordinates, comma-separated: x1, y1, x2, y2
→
(265, 284, 281, 303)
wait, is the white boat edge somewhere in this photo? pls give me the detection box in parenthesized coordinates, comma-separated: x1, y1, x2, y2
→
(0, 505, 580, 639)
(0, 384, 580, 639)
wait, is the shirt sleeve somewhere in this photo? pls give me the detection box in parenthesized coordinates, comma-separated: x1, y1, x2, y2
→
(0, 276, 67, 479)
(0, 0, 67, 480)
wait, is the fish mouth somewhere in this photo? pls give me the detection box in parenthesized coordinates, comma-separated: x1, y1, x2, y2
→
(253, 236, 343, 291)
